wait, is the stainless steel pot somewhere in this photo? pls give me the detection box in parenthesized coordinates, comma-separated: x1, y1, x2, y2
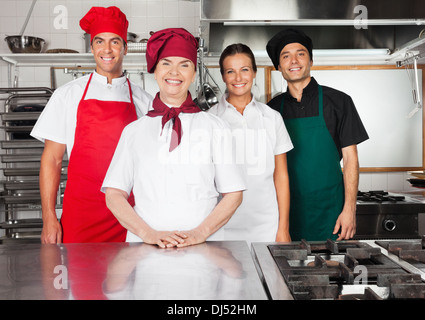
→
(5, 36, 45, 53)
(84, 32, 137, 53)
(195, 83, 219, 111)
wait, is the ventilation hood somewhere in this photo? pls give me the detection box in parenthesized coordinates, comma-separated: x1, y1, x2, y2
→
(200, 0, 425, 64)
(201, 0, 425, 24)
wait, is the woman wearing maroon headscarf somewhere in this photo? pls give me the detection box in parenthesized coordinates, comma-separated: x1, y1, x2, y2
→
(102, 28, 246, 248)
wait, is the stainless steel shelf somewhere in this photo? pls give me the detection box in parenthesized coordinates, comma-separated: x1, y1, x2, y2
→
(0, 52, 147, 68)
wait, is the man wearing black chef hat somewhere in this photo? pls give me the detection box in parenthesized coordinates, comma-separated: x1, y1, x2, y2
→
(266, 28, 369, 242)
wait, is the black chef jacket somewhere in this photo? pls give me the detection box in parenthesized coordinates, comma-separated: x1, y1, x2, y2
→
(267, 77, 369, 160)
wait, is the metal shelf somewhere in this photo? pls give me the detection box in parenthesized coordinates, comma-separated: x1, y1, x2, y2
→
(0, 52, 148, 87)
(0, 52, 147, 68)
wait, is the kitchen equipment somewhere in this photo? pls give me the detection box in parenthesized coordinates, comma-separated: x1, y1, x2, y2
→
(195, 83, 218, 111)
(4, 0, 44, 54)
(404, 51, 422, 118)
(84, 32, 137, 53)
(376, 236, 425, 274)
(194, 37, 220, 111)
(45, 49, 79, 54)
(20, 0, 37, 36)
(201, 0, 425, 58)
(355, 190, 425, 239)
(252, 239, 425, 300)
(5, 36, 45, 54)
(408, 178, 425, 188)
(0, 87, 67, 243)
(408, 170, 425, 179)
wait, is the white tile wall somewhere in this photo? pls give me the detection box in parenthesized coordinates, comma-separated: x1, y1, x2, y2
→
(0, 0, 422, 192)
(359, 171, 418, 193)
(0, 0, 200, 86)
(0, 0, 200, 54)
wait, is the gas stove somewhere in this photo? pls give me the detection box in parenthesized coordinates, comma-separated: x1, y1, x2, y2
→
(355, 190, 425, 239)
(375, 236, 425, 274)
(252, 239, 425, 300)
(357, 190, 407, 202)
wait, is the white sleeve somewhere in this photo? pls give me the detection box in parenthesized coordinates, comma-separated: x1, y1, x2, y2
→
(129, 81, 154, 117)
(211, 118, 247, 194)
(274, 111, 293, 155)
(101, 126, 134, 195)
(30, 88, 68, 144)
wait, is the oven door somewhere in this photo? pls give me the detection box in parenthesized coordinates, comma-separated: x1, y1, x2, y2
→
(355, 211, 420, 239)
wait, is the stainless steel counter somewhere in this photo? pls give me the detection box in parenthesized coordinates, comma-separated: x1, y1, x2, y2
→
(0, 241, 268, 300)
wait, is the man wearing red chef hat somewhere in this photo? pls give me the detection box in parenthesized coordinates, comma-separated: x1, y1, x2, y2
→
(31, 6, 153, 244)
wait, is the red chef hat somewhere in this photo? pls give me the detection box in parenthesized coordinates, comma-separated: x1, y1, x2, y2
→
(80, 6, 128, 43)
(146, 28, 198, 73)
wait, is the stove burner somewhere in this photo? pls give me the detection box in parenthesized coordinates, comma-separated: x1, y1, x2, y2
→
(376, 236, 425, 265)
(357, 190, 405, 203)
(268, 239, 425, 300)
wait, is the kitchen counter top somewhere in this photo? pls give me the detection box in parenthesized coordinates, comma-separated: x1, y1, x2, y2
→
(0, 241, 267, 300)
(389, 190, 425, 203)
(251, 242, 293, 300)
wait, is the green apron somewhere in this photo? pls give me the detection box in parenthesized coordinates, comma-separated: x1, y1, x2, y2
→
(280, 85, 344, 241)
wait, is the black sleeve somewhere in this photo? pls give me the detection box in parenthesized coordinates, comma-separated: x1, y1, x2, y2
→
(325, 88, 369, 150)
(267, 93, 284, 112)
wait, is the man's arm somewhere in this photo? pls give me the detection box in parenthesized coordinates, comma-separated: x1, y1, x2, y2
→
(333, 144, 359, 240)
(274, 153, 291, 242)
(39, 140, 66, 244)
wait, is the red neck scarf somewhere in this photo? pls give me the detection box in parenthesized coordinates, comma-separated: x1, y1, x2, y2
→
(147, 92, 201, 151)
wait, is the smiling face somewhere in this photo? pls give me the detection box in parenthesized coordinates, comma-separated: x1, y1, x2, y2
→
(278, 42, 312, 85)
(154, 56, 196, 106)
(222, 53, 256, 100)
(91, 32, 127, 82)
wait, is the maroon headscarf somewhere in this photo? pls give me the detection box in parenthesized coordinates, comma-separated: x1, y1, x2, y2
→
(146, 28, 198, 73)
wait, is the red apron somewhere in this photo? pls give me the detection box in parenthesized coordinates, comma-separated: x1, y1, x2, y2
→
(61, 73, 137, 243)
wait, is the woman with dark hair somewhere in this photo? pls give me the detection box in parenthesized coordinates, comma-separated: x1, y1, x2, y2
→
(208, 43, 293, 244)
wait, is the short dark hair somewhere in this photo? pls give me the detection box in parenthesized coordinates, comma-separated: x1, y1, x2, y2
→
(219, 43, 257, 75)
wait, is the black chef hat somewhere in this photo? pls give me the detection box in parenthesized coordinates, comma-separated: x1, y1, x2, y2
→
(266, 28, 313, 70)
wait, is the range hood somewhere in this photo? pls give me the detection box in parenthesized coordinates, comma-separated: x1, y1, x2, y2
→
(200, 0, 425, 62)
(201, 0, 425, 24)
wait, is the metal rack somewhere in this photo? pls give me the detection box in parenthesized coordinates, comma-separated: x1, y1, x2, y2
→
(0, 87, 66, 243)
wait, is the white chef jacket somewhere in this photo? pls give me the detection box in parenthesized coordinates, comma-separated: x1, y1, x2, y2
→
(207, 94, 293, 244)
(101, 110, 247, 242)
(30, 71, 153, 156)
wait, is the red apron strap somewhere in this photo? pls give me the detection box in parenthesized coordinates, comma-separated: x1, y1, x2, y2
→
(81, 73, 93, 101)
(126, 78, 135, 105)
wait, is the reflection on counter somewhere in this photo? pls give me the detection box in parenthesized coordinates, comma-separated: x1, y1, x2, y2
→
(0, 241, 267, 300)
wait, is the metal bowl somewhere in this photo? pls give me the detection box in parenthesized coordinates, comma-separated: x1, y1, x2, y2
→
(5, 35, 45, 53)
